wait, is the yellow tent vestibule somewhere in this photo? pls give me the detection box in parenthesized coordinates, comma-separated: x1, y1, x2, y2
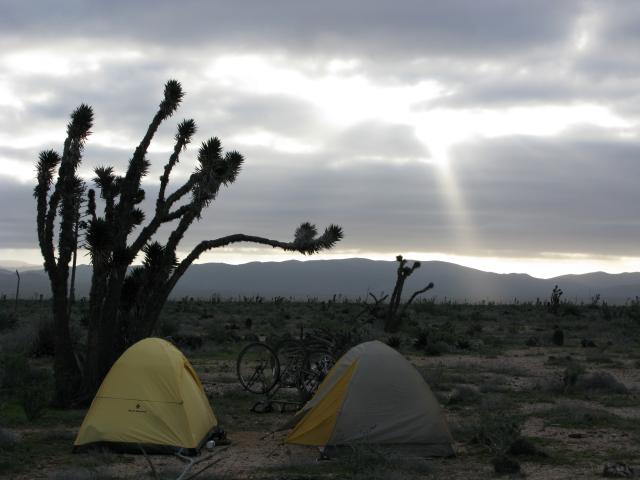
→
(74, 337, 217, 453)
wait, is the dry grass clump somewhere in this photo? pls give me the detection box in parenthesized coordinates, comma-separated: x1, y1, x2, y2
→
(448, 384, 482, 405)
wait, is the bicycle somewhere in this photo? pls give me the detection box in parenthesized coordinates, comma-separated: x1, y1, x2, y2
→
(235, 329, 337, 412)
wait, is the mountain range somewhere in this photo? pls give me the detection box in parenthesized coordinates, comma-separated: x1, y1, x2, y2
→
(2, 258, 639, 304)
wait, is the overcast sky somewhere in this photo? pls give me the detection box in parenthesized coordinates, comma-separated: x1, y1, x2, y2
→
(1, 0, 640, 277)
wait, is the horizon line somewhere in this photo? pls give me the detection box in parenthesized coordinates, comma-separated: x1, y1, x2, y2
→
(2, 255, 638, 281)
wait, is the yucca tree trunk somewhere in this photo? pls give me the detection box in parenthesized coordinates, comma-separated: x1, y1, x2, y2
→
(83, 259, 109, 398)
(384, 255, 425, 333)
(51, 283, 82, 406)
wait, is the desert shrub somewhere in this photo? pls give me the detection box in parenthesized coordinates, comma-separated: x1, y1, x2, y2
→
(0, 354, 52, 421)
(479, 333, 504, 351)
(0, 311, 18, 332)
(171, 334, 204, 350)
(562, 361, 586, 391)
(30, 317, 55, 357)
(448, 385, 481, 405)
(413, 329, 429, 349)
(525, 336, 540, 347)
(0, 353, 30, 391)
(581, 339, 598, 349)
(552, 328, 564, 346)
(541, 402, 623, 430)
(575, 371, 628, 394)
(79, 313, 90, 327)
(545, 354, 575, 367)
(339, 444, 395, 478)
(0, 326, 33, 356)
(386, 335, 401, 349)
(425, 340, 451, 356)
(508, 437, 548, 458)
(473, 407, 523, 475)
(466, 323, 483, 336)
(491, 455, 520, 476)
(207, 322, 230, 343)
(157, 316, 180, 338)
(419, 364, 450, 394)
(414, 323, 457, 355)
(20, 368, 52, 421)
(562, 304, 581, 317)
(474, 409, 522, 454)
(628, 296, 640, 322)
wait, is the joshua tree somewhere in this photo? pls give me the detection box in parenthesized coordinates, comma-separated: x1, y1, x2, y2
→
(384, 255, 434, 332)
(35, 80, 343, 405)
(35, 109, 89, 405)
(548, 285, 563, 314)
(14, 269, 20, 313)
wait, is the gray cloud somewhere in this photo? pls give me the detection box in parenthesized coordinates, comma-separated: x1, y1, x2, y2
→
(333, 121, 429, 161)
(0, 1, 584, 60)
(450, 133, 640, 256)
(0, 177, 36, 247)
(3, 129, 639, 260)
(2, 0, 640, 271)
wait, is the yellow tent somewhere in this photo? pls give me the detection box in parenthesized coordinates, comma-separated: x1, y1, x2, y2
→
(286, 341, 454, 457)
(74, 338, 217, 452)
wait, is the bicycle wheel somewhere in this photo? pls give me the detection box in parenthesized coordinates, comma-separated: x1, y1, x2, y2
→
(297, 349, 335, 401)
(236, 342, 280, 394)
(275, 339, 307, 389)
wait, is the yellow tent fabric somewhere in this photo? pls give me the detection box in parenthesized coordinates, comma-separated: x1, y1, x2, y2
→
(287, 360, 358, 445)
(286, 341, 454, 457)
(74, 338, 217, 451)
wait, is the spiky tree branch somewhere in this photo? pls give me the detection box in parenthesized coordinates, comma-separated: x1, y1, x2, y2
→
(39, 79, 343, 403)
(166, 224, 343, 295)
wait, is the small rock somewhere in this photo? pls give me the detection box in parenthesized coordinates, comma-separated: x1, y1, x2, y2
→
(581, 339, 597, 348)
(569, 433, 586, 439)
(602, 461, 636, 478)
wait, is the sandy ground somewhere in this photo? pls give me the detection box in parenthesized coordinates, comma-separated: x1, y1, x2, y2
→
(8, 347, 640, 480)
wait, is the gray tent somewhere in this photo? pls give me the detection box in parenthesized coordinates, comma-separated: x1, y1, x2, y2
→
(285, 340, 454, 457)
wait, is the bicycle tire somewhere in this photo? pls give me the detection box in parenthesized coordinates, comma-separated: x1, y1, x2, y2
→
(274, 338, 308, 390)
(296, 348, 336, 401)
(236, 342, 280, 394)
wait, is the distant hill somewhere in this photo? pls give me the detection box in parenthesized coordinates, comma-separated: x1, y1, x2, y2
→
(1, 259, 639, 304)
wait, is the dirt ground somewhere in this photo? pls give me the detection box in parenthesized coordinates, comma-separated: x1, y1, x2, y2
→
(2, 300, 639, 479)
